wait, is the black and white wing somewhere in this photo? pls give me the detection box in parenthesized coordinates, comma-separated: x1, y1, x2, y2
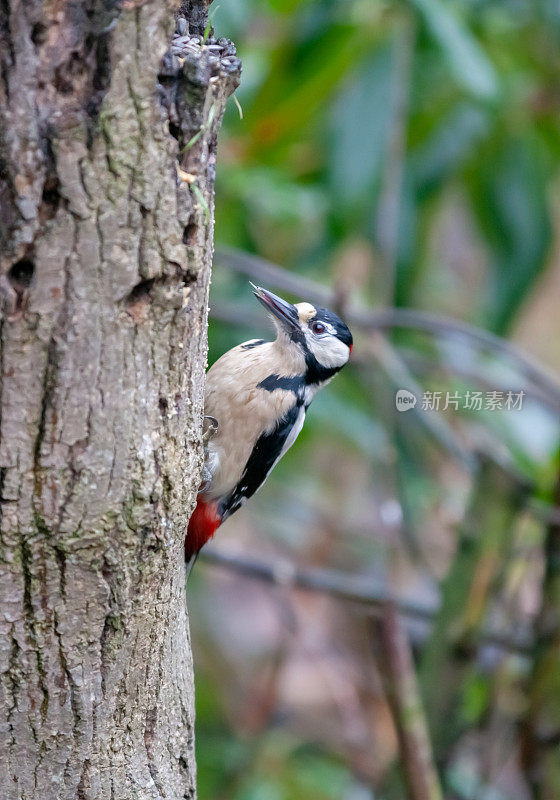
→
(218, 401, 305, 521)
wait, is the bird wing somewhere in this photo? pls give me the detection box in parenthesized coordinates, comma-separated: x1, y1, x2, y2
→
(204, 342, 304, 499)
(218, 402, 306, 522)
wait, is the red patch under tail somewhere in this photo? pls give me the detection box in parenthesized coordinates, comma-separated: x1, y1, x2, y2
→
(185, 496, 221, 561)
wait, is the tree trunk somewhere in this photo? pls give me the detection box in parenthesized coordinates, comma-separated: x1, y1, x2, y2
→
(0, 1, 239, 797)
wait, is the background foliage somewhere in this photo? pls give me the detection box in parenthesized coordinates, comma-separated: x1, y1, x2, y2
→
(187, 1, 560, 798)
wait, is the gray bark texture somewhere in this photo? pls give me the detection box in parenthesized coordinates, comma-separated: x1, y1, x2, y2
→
(0, 1, 240, 797)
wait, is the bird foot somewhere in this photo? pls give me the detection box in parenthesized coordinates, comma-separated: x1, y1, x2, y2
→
(202, 415, 219, 443)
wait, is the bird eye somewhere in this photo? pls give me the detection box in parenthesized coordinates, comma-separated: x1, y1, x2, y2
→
(311, 321, 326, 334)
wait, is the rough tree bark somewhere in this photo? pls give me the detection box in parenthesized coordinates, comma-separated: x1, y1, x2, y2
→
(0, 1, 239, 797)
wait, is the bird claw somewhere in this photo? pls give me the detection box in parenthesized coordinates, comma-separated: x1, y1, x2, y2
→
(202, 415, 219, 443)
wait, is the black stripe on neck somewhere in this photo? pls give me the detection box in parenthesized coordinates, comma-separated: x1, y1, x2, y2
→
(304, 352, 340, 385)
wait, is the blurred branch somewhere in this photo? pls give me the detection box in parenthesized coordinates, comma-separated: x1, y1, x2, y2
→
(365, 308, 560, 410)
(214, 246, 560, 408)
(210, 300, 263, 330)
(215, 247, 334, 306)
(372, 603, 443, 800)
(400, 347, 556, 415)
(200, 546, 532, 656)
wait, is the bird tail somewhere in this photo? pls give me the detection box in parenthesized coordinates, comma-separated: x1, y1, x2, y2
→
(185, 496, 221, 563)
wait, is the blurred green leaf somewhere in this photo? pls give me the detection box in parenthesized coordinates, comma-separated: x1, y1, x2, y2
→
(247, 22, 383, 150)
(460, 672, 490, 724)
(219, 165, 328, 260)
(411, 0, 499, 98)
(329, 44, 395, 212)
(237, 781, 284, 800)
(468, 134, 552, 333)
(411, 102, 490, 194)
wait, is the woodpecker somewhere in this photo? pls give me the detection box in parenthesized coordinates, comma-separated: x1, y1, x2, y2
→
(185, 284, 353, 564)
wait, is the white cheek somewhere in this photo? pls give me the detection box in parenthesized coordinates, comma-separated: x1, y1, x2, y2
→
(311, 337, 350, 368)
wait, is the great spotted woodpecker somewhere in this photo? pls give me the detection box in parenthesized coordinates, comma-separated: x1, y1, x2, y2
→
(185, 284, 353, 564)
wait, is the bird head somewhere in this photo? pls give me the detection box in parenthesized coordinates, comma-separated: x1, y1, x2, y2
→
(251, 284, 353, 377)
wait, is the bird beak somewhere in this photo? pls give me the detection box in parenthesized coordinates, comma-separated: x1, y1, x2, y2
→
(251, 283, 300, 332)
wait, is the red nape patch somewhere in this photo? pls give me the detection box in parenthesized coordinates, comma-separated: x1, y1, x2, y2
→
(348, 344, 353, 355)
(185, 497, 221, 560)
